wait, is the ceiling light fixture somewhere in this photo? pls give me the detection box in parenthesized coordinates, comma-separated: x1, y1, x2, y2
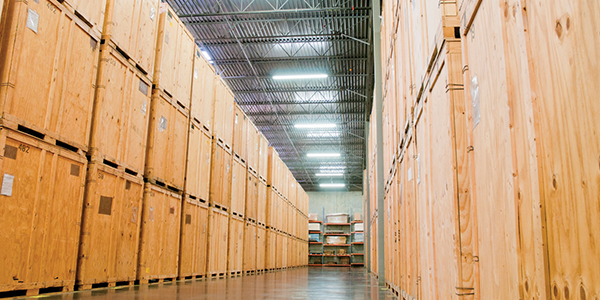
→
(316, 173, 344, 177)
(307, 153, 341, 157)
(273, 74, 328, 80)
(295, 123, 336, 129)
(201, 51, 213, 62)
(320, 183, 346, 188)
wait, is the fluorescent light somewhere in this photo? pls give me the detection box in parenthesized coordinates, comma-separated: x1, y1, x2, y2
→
(295, 123, 336, 129)
(201, 51, 212, 62)
(307, 153, 340, 157)
(320, 183, 346, 188)
(273, 74, 328, 80)
(316, 173, 344, 177)
(307, 131, 341, 138)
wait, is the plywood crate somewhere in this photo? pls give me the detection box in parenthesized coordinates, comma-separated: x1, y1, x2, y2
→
(152, 3, 194, 111)
(227, 216, 244, 275)
(89, 44, 151, 174)
(275, 232, 284, 269)
(230, 158, 246, 218)
(0, 128, 87, 294)
(232, 104, 247, 163)
(245, 171, 258, 222)
(101, 0, 160, 77)
(76, 162, 143, 289)
(178, 195, 208, 279)
(257, 133, 268, 182)
(190, 46, 216, 134)
(265, 229, 277, 269)
(209, 140, 232, 211)
(144, 89, 189, 192)
(137, 183, 181, 282)
(256, 180, 267, 227)
(246, 123, 259, 176)
(57, 0, 105, 36)
(256, 225, 266, 270)
(212, 77, 235, 147)
(242, 221, 256, 272)
(184, 119, 212, 201)
(206, 208, 229, 277)
(0, 0, 100, 152)
(288, 177, 297, 207)
(266, 147, 281, 190)
(265, 187, 280, 230)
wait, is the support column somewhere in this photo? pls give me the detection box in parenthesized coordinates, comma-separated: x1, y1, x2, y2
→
(372, 0, 386, 287)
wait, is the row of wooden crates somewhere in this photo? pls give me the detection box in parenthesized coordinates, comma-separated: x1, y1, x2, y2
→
(0, 0, 311, 297)
(370, 0, 600, 299)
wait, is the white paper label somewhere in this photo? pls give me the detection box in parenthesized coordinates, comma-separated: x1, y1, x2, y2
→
(1, 174, 14, 197)
(27, 9, 39, 34)
(141, 99, 147, 115)
(158, 116, 168, 132)
(194, 68, 198, 79)
(471, 75, 481, 129)
(150, 7, 156, 21)
(408, 167, 413, 181)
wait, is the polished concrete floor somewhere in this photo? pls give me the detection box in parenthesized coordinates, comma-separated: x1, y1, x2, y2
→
(15, 268, 396, 300)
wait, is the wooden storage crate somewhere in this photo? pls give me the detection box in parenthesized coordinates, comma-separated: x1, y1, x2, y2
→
(242, 221, 256, 272)
(89, 44, 151, 174)
(152, 2, 194, 110)
(288, 178, 297, 207)
(230, 158, 246, 218)
(209, 140, 232, 211)
(266, 147, 281, 190)
(245, 171, 258, 222)
(257, 180, 267, 226)
(265, 187, 279, 230)
(212, 77, 235, 147)
(227, 216, 244, 275)
(185, 120, 212, 201)
(77, 162, 143, 289)
(256, 225, 266, 270)
(144, 89, 189, 192)
(101, 0, 160, 77)
(232, 104, 247, 163)
(257, 133, 268, 182)
(266, 229, 277, 269)
(190, 47, 215, 134)
(275, 232, 284, 269)
(246, 123, 259, 176)
(178, 195, 208, 279)
(0, 0, 100, 152)
(0, 128, 87, 294)
(137, 183, 181, 282)
(206, 208, 229, 277)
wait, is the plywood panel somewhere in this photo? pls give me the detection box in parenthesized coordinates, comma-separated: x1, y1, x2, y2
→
(77, 162, 143, 287)
(257, 181, 267, 226)
(246, 123, 259, 175)
(242, 221, 256, 272)
(524, 1, 600, 298)
(256, 226, 266, 270)
(191, 47, 215, 133)
(212, 78, 234, 146)
(0, 0, 99, 151)
(246, 173, 258, 221)
(137, 183, 181, 281)
(230, 159, 246, 217)
(90, 45, 151, 173)
(144, 90, 188, 191)
(104, 0, 160, 76)
(206, 208, 229, 275)
(258, 133, 268, 181)
(227, 217, 244, 274)
(62, 0, 106, 34)
(209, 142, 232, 210)
(178, 196, 208, 279)
(233, 104, 247, 161)
(185, 120, 210, 199)
(266, 229, 277, 269)
(0, 128, 87, 292)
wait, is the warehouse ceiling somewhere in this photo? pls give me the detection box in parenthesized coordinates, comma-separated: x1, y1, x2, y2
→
(167, 0, 374, 192)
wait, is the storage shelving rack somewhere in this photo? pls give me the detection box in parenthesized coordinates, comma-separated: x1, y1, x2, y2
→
(308, 220, 324, 266)
(350, 220, 365, 266)
(322, 223, 352, 267)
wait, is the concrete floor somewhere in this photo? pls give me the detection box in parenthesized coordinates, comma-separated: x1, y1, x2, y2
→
(15, 268, 396, 300)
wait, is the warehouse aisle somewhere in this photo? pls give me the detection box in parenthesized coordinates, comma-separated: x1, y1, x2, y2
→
(16, 268, 395, 300)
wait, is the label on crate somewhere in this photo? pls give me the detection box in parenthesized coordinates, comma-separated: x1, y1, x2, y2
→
(1, 174, 14, 197)
(27, 9, 40, 34)
(194, 68, 198, 79)
(471, 75, 481, 129)
(150, 7, 156, 21)
(158, 116, 168, 132)
(141, 99, 147, 115)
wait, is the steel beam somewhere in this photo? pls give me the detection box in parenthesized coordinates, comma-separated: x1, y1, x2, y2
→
(185, 14, 369, 25)
(211, 55, 368, 65)
(179, 7, 371, 18)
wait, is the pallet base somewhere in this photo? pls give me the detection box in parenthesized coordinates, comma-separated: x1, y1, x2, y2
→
(76, 280, 135, 291)
(136, 277, 177, 285)
(0, 285, 73, 298)
(177, 274, 206, 281)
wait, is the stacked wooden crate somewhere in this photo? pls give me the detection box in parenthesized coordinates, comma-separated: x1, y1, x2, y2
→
(0, 0, 97, 294)
(370, 0, 600, 299)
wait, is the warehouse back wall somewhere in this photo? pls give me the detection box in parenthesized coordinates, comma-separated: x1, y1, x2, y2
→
(307, 192, 363, 220)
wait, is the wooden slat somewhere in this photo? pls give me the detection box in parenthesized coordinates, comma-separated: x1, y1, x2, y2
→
(242, 221, 256, 272)
(206, 208, 229, 275)
(227, 216, 244, 273)
(178, 196, 209, 278)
